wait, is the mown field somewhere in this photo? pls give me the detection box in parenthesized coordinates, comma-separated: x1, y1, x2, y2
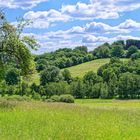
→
(0, 99, 140, 140)
(63, 58, 128, 78)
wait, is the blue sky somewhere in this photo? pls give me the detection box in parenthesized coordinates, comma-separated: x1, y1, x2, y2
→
(1, 0, 140, 53)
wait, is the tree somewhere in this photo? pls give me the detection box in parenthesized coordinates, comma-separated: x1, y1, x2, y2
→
(111, 45, 124, 57)
(83, 71, 102, 85)
(44, 81, 70, 97)
(100, 82, 109, 99)
(108, 74, 118, 98)
(92, 44, 111, 58)
(126, 46, 138, 57)
(5, 68, 21, 85)
(74, 46, 88, 53)
(89, 83, 101, 98)
(62, 69, 72, 84)
(118, 73, 140, 99)
(36, 64, 46, 72)
(40, 66, 61, 85)
(131, 52, 140, 60)
(70, 79, 85, 98)
(126, 39, 140, 49)
(0, 12, 39, 78)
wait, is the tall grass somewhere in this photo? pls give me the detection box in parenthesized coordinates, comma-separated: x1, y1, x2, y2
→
(0, 100, 139, 140)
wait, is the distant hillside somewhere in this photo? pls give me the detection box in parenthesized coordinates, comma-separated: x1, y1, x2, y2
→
(62, 58, 128, 78)
(35, 39, 140, 73)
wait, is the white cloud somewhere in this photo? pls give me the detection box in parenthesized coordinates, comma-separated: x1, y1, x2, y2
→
(85, 22, 117, 34)
(82, 34, 140, 45)
(61, 0, 140, 20)
(114, 35, 140, 41)
(0, 0, 49, 9)
(118, 19, 140, 30)
(82, 35, 109, 43)
(84, 19, 140, 34)
(23, 10, 71, 29)
(22, 19, 140, 53)
(61, 2, 119, 20)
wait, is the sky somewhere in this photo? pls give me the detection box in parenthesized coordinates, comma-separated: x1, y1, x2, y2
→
(1, 0, 140, 54)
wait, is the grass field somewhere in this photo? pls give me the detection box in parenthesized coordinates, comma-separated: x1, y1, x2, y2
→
(0, 99, 140, 140)
(63, 58, 128, 78)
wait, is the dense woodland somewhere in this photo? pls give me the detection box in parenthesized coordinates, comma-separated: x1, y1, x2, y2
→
(1, 12, 140, 102)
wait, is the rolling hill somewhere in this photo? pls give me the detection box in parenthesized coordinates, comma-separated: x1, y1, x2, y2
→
(62, 58, 128, 78)
(29, 58, 128, 85)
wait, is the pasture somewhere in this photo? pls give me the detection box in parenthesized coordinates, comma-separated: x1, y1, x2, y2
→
(0, 99, 139, 140)
(63, 58, 128, 78)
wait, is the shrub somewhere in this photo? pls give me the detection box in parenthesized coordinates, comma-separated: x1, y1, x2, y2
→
(50, 95, 60, 102)
(32, 91, 41, 100)
(3, 95, 31, 101)
(42, 95, 47, 101)
(4, 95, 25, 101)
(46, 99, 53, 102)
(59, 94, 74, 103)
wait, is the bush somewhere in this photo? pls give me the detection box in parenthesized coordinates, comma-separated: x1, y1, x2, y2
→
(50, 95, 60, 102)
(4, 95, 25, 101)
(46, 99, 53, 102)
(32, 92, 41, 100)
(42, 95, 47, 101)
(3, 95, 31, 101)
(59, 94, 74, 103)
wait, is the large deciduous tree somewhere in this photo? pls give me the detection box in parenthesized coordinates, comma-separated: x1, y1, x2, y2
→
(0, 12, 39, 79)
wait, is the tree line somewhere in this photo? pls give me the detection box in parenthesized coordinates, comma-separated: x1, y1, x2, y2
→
(1, 58, 140, 100)
(35, 40, 140, 72)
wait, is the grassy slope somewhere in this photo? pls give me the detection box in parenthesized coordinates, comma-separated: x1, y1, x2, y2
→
(62, 58, 128, 78)
(0, 100, 140, 140)
(27, 58, 128, 84)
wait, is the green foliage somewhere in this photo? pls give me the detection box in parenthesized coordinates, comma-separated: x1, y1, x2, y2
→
(44, 81, 70, 97)
(5, 68, 21, 85)
(100, 82, 109, 99)
(35, 47, 93, 70)
(62, 69, 72, 83)
(126, 45, 138, 57)
(131, 52, 140, 60)
(70, 79, 85, 99)
(3, 95, 31, 101)
(50, 95, 60, 102)
(92, 43, 111, 58)
(83, 71, 102, 85)
(40, 66, 61, 85)
(0, 13, 37, 77)
(111, 45, 124, 57)
(126, 39, 140, 49)
(32, 91, 41, 100)
(74, 46, 88, 53)
(88, 83, 101, 99)
(59, 94, 74, 103)
(118, 72, 140, 99)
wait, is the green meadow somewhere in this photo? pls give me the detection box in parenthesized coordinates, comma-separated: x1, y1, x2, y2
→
(0, 99, 140, 140)
(64, 58, 128, 78)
